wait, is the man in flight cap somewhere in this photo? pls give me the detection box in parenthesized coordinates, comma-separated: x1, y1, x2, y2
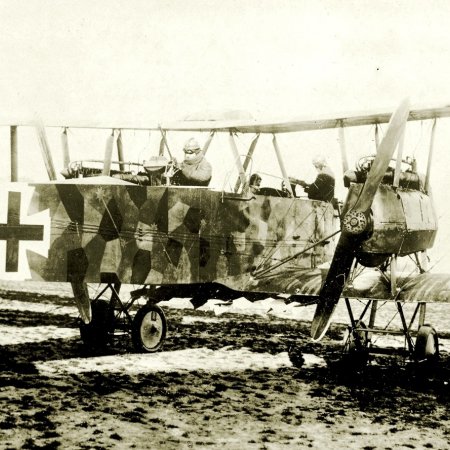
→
(172, 138, 212, 186)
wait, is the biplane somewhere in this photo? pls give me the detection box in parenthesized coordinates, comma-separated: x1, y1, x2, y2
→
(2, 99, 450, 366)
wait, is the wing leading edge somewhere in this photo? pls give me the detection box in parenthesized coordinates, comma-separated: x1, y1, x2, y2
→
(161, 104, 450, 134)
(1, 104, 450, 133)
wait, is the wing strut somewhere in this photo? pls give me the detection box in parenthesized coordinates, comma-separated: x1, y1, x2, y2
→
(375, 123, 380, 149)
(425, 118, 437, 194)
(202, 130, 215, 155)
(10, 126, 18, 182)
(117, 130, 125, 172)
(229, 132, 247, 192)
(338, 120, 349, 173)
(61, 127, 70, 168)
(36, 124, 57, 180)
(234, 133, 260, 192)
(272, 134, 293, 196)
(102, 129, 114, 176)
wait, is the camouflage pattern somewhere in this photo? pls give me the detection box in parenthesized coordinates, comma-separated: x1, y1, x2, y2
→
(0, 182, 335, 297)
(0, 180, 445, 303)
(348, 184, 437, 256)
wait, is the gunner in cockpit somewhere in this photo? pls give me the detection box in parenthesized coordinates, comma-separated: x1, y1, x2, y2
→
(290, 155, 335, 202)
(171, 138, 212, 186)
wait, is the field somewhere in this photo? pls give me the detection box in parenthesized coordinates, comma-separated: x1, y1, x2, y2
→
(1, 283, 450, 449)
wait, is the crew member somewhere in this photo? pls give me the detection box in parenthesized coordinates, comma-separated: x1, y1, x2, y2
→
(248, 173, 262, 195)
(290, 155, 335, 202)
(172, 138, 212, 186)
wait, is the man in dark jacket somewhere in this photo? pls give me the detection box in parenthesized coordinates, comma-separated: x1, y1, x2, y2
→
(289, 155, 335, 202)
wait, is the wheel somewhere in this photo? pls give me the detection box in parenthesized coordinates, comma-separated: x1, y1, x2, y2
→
(79, 299, 114, 351)
(341, 321, 369, 369)
(343, 321, 369, 354)
(132, 304, 167, 353)
(415, 325, 439, 362)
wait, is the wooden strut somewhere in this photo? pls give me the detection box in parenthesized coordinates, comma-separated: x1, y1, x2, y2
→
(228, 132, 247, 193)
(338, 120, 349, 174)
(10, 125, 18, 182)
(345, 283, 428, 358)
(234, 133, 260, 192)
(396, 301, 415, 353)
(374, 123, 380, 150)
(344, 298, 372, 352)
(116, 130, 125, 172)
(36, 124, 57, 180)
(424, 118, 437, 194)
(102, 129, 114, 176)
(61, 127, 70, 168)
(272, 134, 293, 196)
(202, 130, 215, 155)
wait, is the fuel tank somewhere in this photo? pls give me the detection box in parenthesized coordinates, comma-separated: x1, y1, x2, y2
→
(344, 183, 437, 258)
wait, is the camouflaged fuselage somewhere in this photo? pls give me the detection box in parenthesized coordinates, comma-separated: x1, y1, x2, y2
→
(0, 182, 336, 296)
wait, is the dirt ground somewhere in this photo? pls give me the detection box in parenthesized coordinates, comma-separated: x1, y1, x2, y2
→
(1, 289, 450, 449)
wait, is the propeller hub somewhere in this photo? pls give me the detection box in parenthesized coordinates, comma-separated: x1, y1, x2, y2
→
(343, 210, 368, 234)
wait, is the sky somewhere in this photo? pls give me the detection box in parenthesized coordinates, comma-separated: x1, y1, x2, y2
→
(1, 0, 450, 269)
(1, 0, 450, 122)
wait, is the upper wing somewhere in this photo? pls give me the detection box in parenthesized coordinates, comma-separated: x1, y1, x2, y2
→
(161, 104, 450, 134)
(2, 104, 450, 133)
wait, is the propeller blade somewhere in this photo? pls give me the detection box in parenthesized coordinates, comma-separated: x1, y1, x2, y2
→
(354, 98, 410, 212)
(71, 282, 92, 324)
(311, 232, 359, 340)
(311, 98, 410, 341)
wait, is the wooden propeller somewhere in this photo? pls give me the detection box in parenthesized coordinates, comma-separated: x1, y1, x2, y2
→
(311, 98, 411, 341)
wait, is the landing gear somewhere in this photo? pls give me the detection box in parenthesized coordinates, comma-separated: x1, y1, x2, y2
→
(79, 299, 114, 351)
(341, 298, 440, 367)
(340, 320, 370, 369)
(74, 281, 168, 353)
(132, 303, 167, 352)
(414, 325, 439, 362)
(342, 320, 369, 355)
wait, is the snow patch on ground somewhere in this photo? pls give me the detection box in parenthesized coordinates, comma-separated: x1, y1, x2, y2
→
(35, 347, 326, 376)
(0, 325, 79, 345)
(0, 299, 78, 316)
(181, 316, 224, 324)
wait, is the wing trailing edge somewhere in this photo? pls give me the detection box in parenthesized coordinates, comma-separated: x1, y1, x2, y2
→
(1, 104, 450, 133)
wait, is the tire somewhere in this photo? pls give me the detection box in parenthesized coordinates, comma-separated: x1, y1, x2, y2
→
(341, 321, 369, 369)
(132, 304, 167, 353)
(343, 321, 369, 354)
(79, 299, 114, 351)
(415, 325, 439, 362)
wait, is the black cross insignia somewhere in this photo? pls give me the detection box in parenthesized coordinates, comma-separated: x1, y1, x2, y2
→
(0, 191, 44, 272)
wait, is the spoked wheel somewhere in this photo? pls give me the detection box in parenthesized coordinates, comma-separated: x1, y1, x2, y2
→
(341, 320, 370, 368)
(79, 299, 114, 351)
(415, 325, 439, 363)
(132, 303, 167, 353)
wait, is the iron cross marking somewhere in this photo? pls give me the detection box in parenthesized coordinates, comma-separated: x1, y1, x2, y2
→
(0, 191, 44, 272)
